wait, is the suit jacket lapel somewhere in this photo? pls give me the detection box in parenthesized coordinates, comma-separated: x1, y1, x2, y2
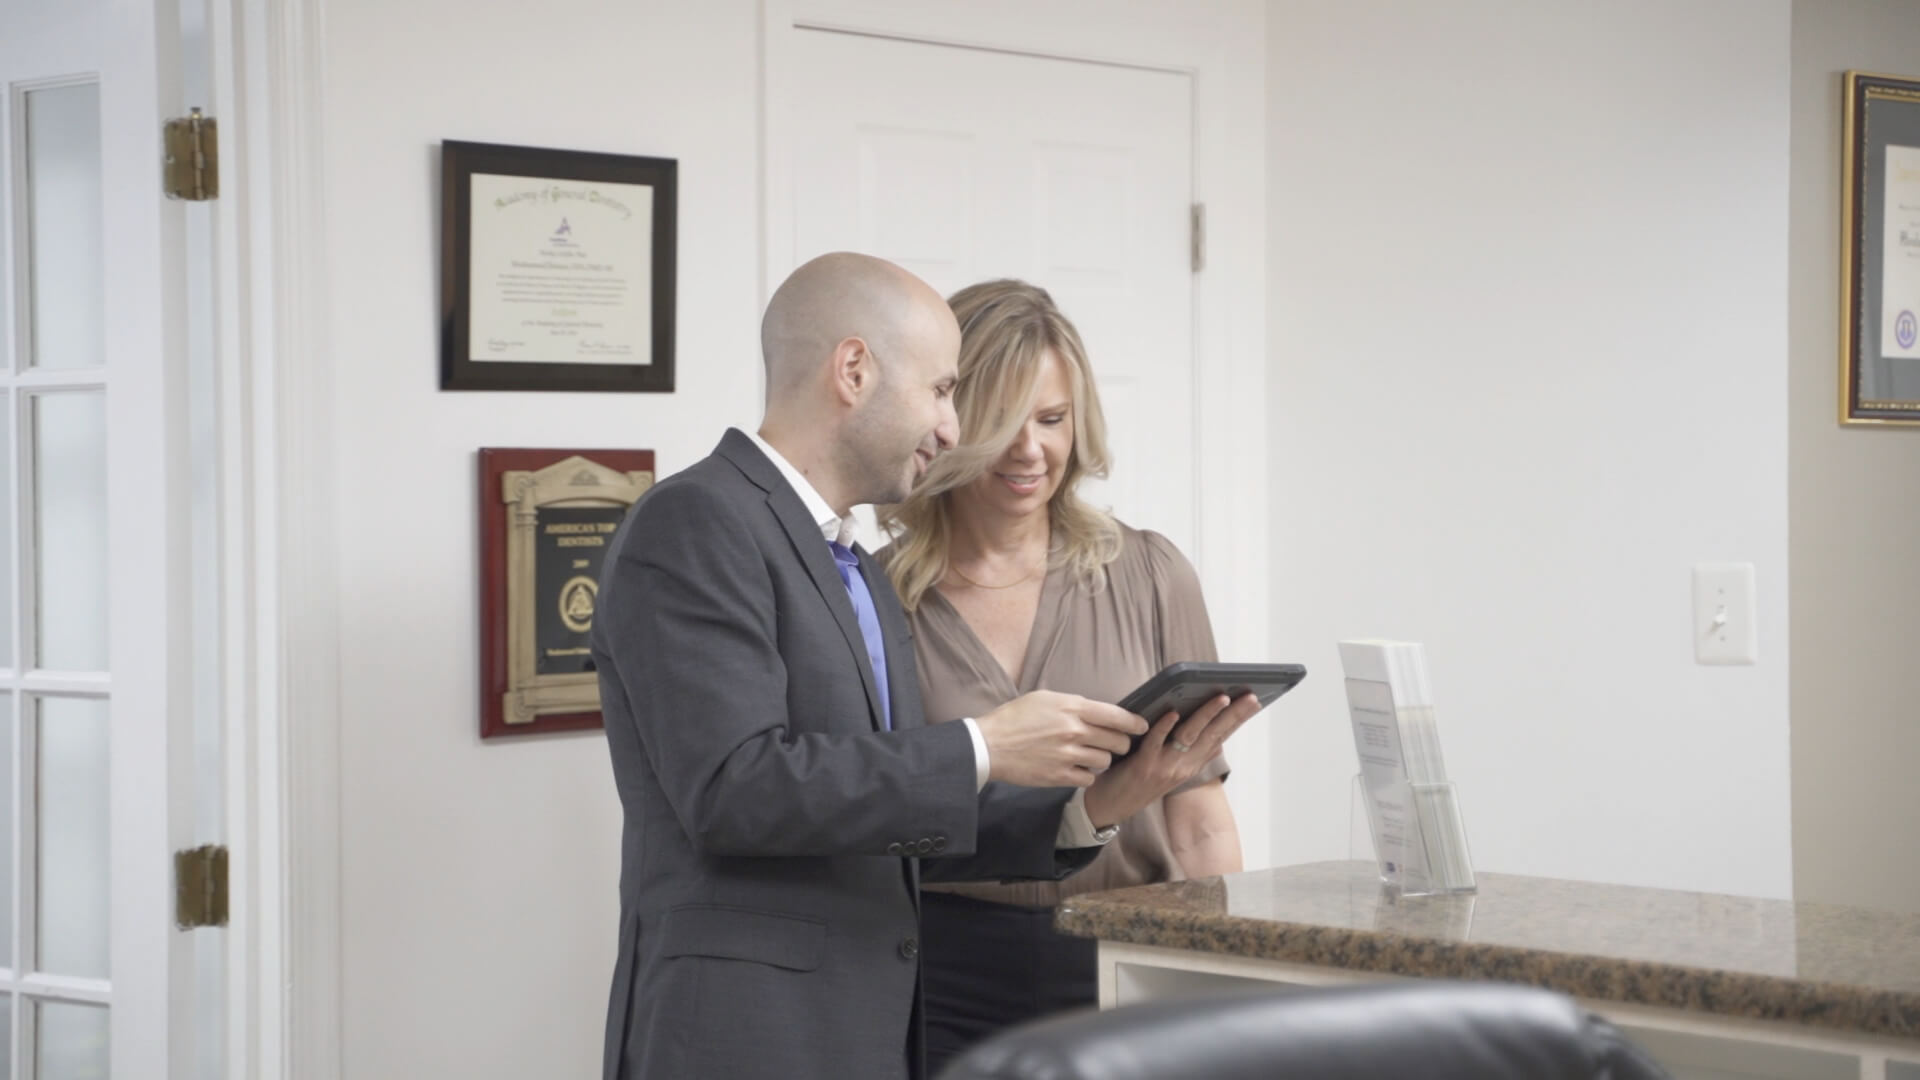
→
(716, 430, 887, 733)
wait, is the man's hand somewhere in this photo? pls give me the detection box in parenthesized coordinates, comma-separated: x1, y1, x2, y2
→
(976, 691, 1148, 788)
(1083, 692, 1262, 828)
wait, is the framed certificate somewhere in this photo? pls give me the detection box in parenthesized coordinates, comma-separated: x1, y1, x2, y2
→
(1842, 72, 1920, 426)
(441, 140, 676, 392)
(479, 447, 655, 739)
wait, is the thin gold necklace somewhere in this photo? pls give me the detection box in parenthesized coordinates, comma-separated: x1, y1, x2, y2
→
(947, 559, 1044, 590)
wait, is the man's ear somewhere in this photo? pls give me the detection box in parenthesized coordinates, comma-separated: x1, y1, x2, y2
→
(829, 336, 872, 405)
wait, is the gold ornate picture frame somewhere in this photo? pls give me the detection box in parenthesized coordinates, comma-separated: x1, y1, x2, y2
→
(1841, 71, 1920, 426)
(479, 448, 654, 738)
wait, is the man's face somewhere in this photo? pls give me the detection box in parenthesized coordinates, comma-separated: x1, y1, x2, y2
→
(848, 335, 959, 506)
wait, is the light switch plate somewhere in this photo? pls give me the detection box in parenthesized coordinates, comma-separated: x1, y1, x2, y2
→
(1693, 563, 1757, 665)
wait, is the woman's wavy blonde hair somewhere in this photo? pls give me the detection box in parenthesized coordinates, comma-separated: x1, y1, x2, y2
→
(881, 279, 1121, 612)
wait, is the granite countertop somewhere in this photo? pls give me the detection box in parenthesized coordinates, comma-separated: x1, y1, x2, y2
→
(1055, 860, 1920, 1039)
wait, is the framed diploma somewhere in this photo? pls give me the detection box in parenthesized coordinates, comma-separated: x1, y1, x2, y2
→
(479, 447, 655, 739)
(1842, 72, 1920, 426)
(441, 140, 676, 393)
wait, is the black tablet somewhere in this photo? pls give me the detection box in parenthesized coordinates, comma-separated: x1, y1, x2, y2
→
(1115, 661, 1307, 755)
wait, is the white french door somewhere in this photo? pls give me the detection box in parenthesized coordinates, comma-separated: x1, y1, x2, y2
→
(0, 0, 226, 1076)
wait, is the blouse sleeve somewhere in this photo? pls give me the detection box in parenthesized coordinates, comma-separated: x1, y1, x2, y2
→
(1139, 529, 1230, 789)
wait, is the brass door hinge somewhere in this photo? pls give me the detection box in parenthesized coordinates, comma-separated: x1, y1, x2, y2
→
(174, 844, 229, 928)
(1190, 203, 1205, 273)
(163, 108, 218, 201)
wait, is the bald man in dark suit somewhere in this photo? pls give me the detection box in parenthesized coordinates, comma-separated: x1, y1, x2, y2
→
(594, 253, 1153, 1080)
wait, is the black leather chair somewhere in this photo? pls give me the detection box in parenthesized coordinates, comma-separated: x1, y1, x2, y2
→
(934, 981, 1672, 1080)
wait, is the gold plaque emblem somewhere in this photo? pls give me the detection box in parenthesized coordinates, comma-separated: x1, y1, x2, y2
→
(559, 576, 598, 634)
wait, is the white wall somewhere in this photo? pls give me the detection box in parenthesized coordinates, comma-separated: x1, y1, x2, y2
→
(1266, 0, 1796, 899)
(1787, 0, 1920, 914)
(321, 3, 762, 1077)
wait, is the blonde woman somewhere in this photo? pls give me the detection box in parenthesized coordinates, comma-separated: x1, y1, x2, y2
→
(879, 279, 1254, 1072)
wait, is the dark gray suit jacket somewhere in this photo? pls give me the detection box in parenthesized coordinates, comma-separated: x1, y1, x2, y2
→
(594, 429, 1093, 1080)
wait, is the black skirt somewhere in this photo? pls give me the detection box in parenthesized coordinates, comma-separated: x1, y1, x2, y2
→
(920, 890, 1098, 1076)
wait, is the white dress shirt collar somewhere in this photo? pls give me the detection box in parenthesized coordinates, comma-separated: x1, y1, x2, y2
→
(745, 429, 854, 546)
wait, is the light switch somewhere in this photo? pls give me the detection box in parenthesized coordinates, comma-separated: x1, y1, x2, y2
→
(1693, 563, 1757, 665)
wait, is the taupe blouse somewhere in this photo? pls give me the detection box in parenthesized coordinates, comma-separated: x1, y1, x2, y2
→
(888, 524, 1230, 909)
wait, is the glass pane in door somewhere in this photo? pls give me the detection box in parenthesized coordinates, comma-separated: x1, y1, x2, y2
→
(21, 84, 104, 374)
(35, 1000, 105, 1080)
(31, 393, 105, 673)
(0, 393, 13, 670)
(0, 695, 12, 971)
(35, 697, 107, 979)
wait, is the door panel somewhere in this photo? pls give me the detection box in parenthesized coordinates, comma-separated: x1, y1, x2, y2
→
(788, 30, 1197, 554)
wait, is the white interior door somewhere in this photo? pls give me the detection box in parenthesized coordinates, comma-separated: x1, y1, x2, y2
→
(1, 0, 218, 1076)
(784, 29, 1197, 554)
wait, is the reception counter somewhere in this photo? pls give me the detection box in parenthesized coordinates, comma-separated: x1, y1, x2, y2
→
(1055, 861, 1920, 1080)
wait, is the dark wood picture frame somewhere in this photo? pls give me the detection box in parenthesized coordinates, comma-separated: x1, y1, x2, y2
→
(1841, 71, 1920, 426)
(479, 447, 655, 739)
(441, 140, 677, 393)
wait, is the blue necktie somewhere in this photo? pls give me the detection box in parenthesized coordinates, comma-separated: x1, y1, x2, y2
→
(829, 541, 892, 731)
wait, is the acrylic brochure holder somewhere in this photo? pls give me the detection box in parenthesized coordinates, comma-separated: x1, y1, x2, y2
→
(1339, 639, 1476, 897)
(1349, 772, 1476, 897)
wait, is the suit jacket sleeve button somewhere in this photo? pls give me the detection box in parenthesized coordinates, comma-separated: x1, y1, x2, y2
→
(899, 937, 919, 961)
(932, 836, 948, 852)
(885, 842, 904, 856)
(916, 838, 934, 854)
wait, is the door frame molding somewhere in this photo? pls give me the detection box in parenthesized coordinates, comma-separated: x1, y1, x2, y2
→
(222, 0, 342, 1075)
(760, 0, 1275, 865)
